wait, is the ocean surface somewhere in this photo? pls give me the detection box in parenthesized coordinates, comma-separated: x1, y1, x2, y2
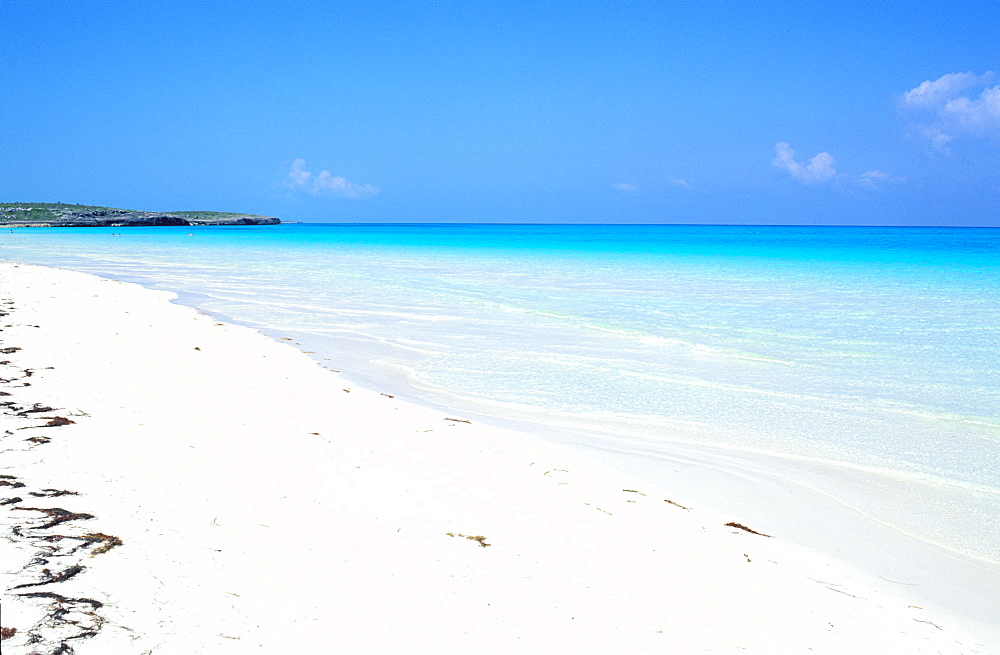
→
(3, 223, 998, 568)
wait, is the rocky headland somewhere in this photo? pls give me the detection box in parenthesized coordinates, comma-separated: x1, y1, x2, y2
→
(0, 203, 280, 227)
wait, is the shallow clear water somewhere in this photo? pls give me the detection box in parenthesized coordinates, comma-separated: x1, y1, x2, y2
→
(3, 224, 998, 561)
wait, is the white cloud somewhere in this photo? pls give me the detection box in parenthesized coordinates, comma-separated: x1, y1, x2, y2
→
(612, 183, 639, 192)
(772, 143, 900, 189)
(901, 72, 1000, 151)
(901, 71, 988, 108)
(857, 170, 905, 189)
(668, 177, 693, 189)
(943, 84, 1000, 136)
(284, 159, 380, 199)
(858, 170, 889, 188)
(772, 142, 837, 183)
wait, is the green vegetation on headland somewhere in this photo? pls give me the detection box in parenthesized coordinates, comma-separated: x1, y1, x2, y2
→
(0, 203, 281, 227)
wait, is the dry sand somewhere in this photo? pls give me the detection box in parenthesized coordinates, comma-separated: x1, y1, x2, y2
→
(0, 261, 995, 654)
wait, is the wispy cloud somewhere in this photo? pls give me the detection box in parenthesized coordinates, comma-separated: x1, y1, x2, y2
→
(284, 159, 380, 199)
(772, 142, 837, 183)
(900, 71, 1000, 152)
(772, 143, 902, 189)
(668, 177, 693, 190)
(612, 183, 639, 192)
(857, 170, 906, 189)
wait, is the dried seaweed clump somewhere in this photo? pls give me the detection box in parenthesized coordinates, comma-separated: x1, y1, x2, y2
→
(446, 532, 491, 548)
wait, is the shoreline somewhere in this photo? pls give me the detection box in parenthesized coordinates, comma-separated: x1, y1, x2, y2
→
(1, 260, 996, 653)
(339, 352, 1000, 564)
(244, 305, 1000, 625)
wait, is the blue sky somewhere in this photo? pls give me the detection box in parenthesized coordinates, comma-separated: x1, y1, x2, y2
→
(2, 1, 998, 225)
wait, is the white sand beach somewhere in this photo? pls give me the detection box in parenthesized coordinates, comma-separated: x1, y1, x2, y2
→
(0, 261, 995, 654)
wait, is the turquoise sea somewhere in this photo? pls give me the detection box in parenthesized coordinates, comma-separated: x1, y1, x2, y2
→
(3, 224, 999, 569)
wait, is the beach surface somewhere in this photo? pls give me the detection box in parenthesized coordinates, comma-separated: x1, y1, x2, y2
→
(0, 261, 995, 654)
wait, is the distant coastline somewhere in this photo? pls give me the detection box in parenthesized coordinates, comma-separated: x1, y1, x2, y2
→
(0, 202, 280, 227)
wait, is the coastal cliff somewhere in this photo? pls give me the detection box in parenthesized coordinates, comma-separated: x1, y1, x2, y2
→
(0, 203, 281, 227)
